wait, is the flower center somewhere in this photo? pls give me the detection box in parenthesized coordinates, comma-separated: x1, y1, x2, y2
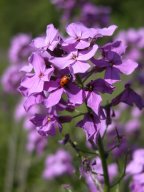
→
(39, 72, 44, 78)
(75, 36, 81, 41)
(47, 117, 51, 122)
(110, 62, 114, 67)
(72, 53, 77, 60)
(86, 84, 94, 92)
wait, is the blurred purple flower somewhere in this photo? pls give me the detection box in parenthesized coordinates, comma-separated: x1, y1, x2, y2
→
(9, 34, 32, 64)
(43, 149, 74, 180)
(26, 128, 48, 155)
(80, 3, 111, 28)
(1, 65, 23, 93)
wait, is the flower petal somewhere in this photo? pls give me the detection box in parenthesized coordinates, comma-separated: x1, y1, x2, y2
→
(98, 25, 117, 36)
(72, 61, 90, 74)
(50, 54, 74, 69)
(87, 92, 102, 115)
(75, 40, 90, 49)
(66, 83, 83, 105)
(20, 64, 33, 73)
(45, 88, 63, 108)
(46, 24, 58, 45)
(32, 37, 45, 49)
(31, 53, 46, 75)
(104, 67, 120, 84)
(29, 78, 44, 95)
(78, 45, 98, 61)
(115, 59, 138, 75)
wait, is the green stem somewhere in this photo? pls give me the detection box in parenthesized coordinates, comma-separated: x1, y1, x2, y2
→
(4, 123, 20, 192)
(97, 135, 110, 192)
(76, 75, 110, 191)
(82, 69, 95, 83)
(72, 113, 86, 119)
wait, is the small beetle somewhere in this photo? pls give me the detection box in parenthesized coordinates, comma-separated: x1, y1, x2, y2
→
(60, 74, 71, 87)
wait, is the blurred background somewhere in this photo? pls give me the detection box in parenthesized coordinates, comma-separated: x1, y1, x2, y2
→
(0, 0, 144, 191)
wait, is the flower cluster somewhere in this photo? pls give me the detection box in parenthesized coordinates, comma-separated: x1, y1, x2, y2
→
(18, 22, 141, 145)
(116, 28, 144, 85)
(51, 0, 111, 28)
(116, 28, 144, 61)
(2, 1, 144, 191)
(1, 34, 32, 93)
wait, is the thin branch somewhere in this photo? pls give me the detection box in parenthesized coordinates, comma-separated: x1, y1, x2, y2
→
(102, 125, 108, 139)
(72, 113, 86, 119)
(82, 69, 95, 83)
(90, 172, 103, 192)
(98, 135, 110, 192)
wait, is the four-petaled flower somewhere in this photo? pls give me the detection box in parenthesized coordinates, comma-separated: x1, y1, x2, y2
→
(20, 53, 54, 95)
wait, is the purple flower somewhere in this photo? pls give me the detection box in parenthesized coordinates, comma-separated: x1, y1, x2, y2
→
(32, 24, 60, 52)
(97, 25, 117, 37)
(23, 93, 45, 112)
(20, 53, 54, 95)
(50, 45, 98, 74)
(125, 119, 140, 134)
(92, 42, 138, 84)
(43, 149, 74, 180)
(112, 84, 144, 110)
(30, 113, 62, 137)
(79, 3, 111, 28)
(116, 29, 144, 61)
(44, 73, 83, 108)
(14, 98, 27, 122)
(81, 157, 117, 192)
(64, 22, 95, 49)
(126, 149, 144, 191)
(126, 149, 144, 175)
(51, 0, 75, 9)
(91, 157, 118, 183)
(130, 176, 144, 192)
(26, 128, 48, 155)
(63, 24, 117, 50)
(77, 112, 106, 142)
(83, 172, 101, 192)
(84, 79, 114, 115)
(131, 107, 141, 118)
(9, 34, 32, 64)
(1, 65, 23, 93)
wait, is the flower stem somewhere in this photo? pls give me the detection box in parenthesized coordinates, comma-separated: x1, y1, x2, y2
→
(76, 74, 110, 191)
(97, 135, 110, 192)
(4, 123, 20, 192)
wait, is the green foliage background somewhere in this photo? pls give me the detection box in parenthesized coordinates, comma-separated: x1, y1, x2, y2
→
(0, 0, 144, 191)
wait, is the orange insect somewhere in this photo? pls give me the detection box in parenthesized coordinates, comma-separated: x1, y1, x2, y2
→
(60, 74, 71, 87)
